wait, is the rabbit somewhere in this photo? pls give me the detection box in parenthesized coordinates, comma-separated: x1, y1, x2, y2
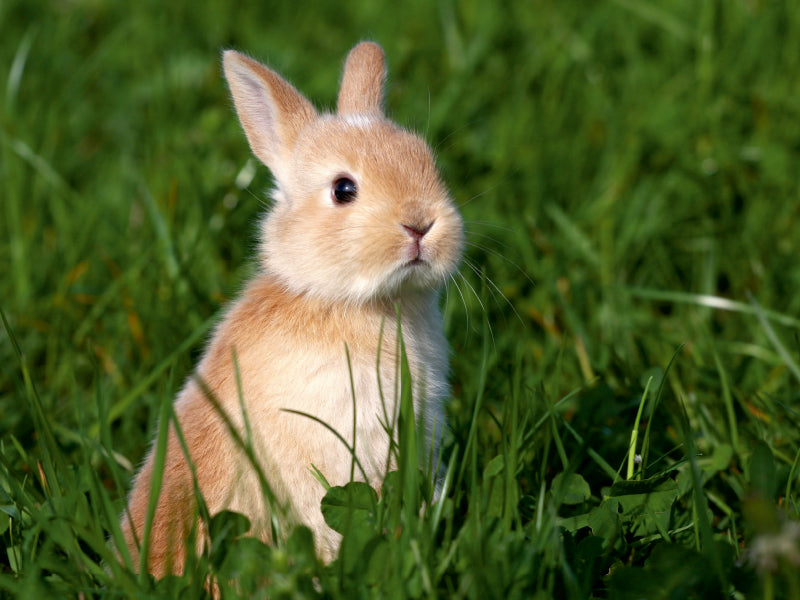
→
(119, 41, 463, 577)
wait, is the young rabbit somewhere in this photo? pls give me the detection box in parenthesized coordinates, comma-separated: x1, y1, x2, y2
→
(120, 41, 463, 576)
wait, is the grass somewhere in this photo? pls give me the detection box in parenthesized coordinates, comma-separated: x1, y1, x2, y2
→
(2, 0, 800, 597)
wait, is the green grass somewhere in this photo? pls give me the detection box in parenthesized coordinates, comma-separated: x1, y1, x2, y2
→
(2, 0, 800, 597)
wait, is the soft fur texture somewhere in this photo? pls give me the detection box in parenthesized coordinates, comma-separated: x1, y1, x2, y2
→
(120, 41, 463, 576)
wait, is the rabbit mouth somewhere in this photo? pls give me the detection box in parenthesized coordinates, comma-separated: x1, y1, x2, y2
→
(396, 257, 437, 285)
(401, 257, 435, 275)
(378, 254, 450, 298)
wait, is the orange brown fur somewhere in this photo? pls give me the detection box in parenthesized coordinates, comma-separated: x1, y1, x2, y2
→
(120, 41, 462, 575)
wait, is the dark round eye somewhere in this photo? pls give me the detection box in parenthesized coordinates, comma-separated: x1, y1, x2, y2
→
(332, 177, 357, 204)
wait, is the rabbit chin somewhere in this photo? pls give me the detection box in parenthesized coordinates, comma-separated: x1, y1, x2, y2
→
(260, 263, 443, 307)
(373, 260, 448, 300)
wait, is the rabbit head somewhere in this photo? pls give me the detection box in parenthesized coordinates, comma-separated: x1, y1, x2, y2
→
(223, 42, 463, 304)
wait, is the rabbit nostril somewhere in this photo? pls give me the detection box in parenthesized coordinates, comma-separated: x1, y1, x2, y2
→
(402, 222, 433, 239)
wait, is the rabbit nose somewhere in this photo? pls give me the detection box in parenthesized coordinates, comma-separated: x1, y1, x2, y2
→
(402, 222, 433, 240)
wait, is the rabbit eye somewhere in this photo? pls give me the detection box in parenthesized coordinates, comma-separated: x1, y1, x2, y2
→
(332, 177, 358, 204)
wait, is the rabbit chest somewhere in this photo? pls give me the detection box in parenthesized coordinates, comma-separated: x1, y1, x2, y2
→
(176, 276, 449, 512)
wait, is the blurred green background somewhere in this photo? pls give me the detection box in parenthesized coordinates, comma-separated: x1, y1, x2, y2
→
(2, 0, 799, 597)
(3, 0, 796, 435)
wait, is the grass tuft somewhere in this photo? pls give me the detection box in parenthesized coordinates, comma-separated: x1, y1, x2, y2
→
(2, 0, 800, 597)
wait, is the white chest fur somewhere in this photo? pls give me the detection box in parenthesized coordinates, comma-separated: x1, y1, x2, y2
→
(174, 277, 449, 557)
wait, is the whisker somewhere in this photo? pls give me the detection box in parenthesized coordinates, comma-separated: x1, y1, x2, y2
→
(447, 273, 470, 346)
(462, 258, 525, 326)
(456, 270, 495, 348)
(464, 241, 535, 287)
(434, 119, 485, 154)
(464, 230, 511, 245)
(454, 163, 526, 209)
(464, 220, 518, 234)
(425, 88, 431, 140)
(457, 184, 500, 209)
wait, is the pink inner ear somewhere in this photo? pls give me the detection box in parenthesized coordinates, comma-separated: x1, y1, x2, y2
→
(236, 69, 278, 139)
(223, 50, 317, 182)
(223, 54, 282, 171)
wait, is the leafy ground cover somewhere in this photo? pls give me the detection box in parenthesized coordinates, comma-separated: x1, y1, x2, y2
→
(2, 0, 800, 597)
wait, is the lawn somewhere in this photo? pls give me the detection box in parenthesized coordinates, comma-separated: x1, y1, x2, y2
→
(2, 0, 800, 597)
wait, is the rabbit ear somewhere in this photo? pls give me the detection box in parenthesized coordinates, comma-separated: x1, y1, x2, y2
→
(223, 50, 317, 185)
(337, 42, 386, 116)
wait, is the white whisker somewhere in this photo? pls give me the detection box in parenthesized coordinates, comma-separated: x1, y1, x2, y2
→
(462, 258, 525, 326)
(447, 273, 470, 346)
(464, 241, 535, 287)
(434, 119, 484, 154)
(455, 270, 495, 347)
(457, 184, 500, 209)
(463, 220, 517, 233)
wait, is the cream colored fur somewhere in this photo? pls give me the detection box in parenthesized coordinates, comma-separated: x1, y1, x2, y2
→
(120, 41, 463, 576)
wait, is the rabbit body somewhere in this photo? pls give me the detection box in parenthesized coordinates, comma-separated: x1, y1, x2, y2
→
(120, 42, 462, 576)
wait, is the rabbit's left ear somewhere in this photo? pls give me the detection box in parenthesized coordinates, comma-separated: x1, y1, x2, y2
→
(223, 50, 317, 187)
(337, 42, 386, 116)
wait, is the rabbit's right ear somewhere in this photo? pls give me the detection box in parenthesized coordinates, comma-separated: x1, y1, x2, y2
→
(223, 51, 317, 186)
(337, 42, 386, 116)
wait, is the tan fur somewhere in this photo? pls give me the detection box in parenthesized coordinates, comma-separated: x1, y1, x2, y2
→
(337, 41, 386, 115)
(120, 42, 463, 575)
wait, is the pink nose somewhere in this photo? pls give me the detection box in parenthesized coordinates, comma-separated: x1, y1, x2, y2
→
(402, 222, 433, 240)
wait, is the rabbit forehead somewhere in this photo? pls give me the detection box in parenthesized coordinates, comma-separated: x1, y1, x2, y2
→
(293, 116, 445, 197)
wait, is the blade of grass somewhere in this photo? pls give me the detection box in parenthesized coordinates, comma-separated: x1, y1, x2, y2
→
(558, 416, 619, 483)
(677, 395, 729, 591)
(640, 345, 684, 477)
(627, 375, 652, 480)
(137, 392, 172, 578)
(91, 313, 216, 436)
(1, 307, 63, 497)
(713, 345, 740, 453)
(747, 291, 800, 385)
(626, 287, 800, 330)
